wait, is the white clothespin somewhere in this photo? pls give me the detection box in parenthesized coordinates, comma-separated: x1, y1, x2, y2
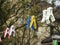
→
(41, 9, 48, 23)
(9, 25, 15, 37)
(41, 7, 55, 24)
(47, 7, 55, 22)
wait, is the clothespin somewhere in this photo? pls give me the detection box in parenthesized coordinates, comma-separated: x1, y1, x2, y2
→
(53, 40, 58, 45)
(27, 16, 31, 28)
(41, 9, 50, 24)
(47, 7, 55, 22)
(30, 15, 37, 29)
(9, 25, 15, 37)
(27, 16, 34, 30)
(41, 9, 47, 23)
(4, 28, 10, 38)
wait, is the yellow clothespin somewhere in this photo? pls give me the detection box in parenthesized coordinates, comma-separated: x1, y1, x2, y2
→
(30, 15, 37, 29)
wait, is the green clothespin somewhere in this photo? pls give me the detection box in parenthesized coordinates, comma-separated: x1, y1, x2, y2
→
(53, 40, 58, 45)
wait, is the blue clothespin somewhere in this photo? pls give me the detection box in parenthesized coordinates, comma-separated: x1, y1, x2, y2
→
(27, 16, 34, 30)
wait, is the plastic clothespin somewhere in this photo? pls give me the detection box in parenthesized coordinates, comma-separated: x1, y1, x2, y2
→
(47, 7, 55, 22)
(53, 40, 58, 45)
(30, 15, 37, 29)
(9, 25, 15, 37)
(27, 16, 34, 30)
(4, 28, 10, 38)
(41, 9, 47, 23)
